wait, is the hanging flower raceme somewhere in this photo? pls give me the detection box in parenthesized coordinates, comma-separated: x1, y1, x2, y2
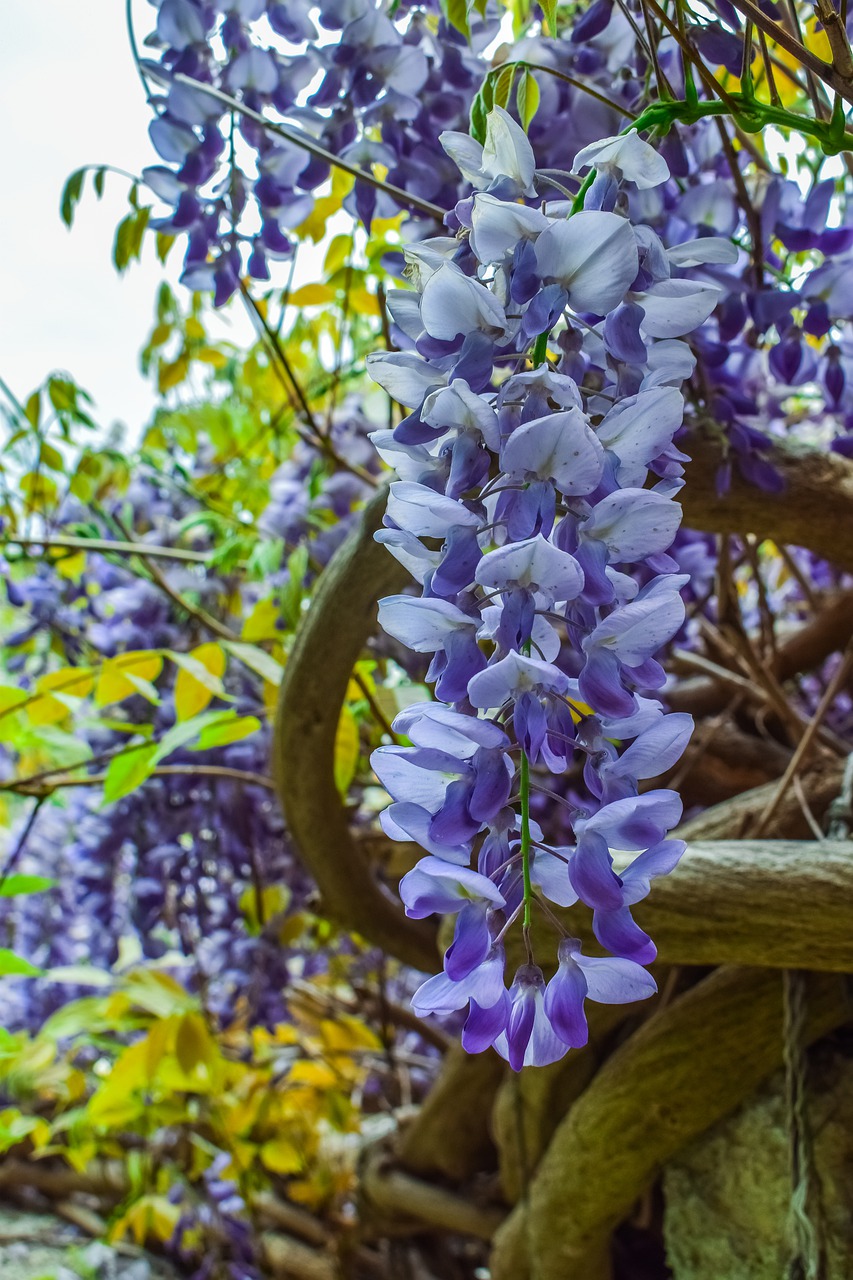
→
(368, 105, 720, 1070)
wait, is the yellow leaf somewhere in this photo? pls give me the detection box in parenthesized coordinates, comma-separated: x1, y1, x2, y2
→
(0, 686, 28, 716)
(20, 472, 58, 508)
(95, 652, 163, 706)
(348, 287, 380, 316)
(56, 550, 87, 582)
(239, 883, 291, 933)
(294, 170, 355, 241)
(111, 1194, 181, 1246)
(174, 643, 226, 720)
(30, 667, 95, 724)
(320, 1014, 381, 1054)
(158, 355, 189, 393)
(241, 597, 282, 642)
(185, 316, 205, 341)
(122, 968, 197, 1018)
(87, 1039, 153, 1127)
(287, 1060, 338, 1090)
(288, 283, 336, 306)
(569, 699, 593, 724)
(174, 1012, 216, 1075)
(260, 1138, 304, 1175)
(194, 346, 228, 369)
(334, 704, 359, 796)
(323, 234, 353, 275)
(370, 211, 405, 238)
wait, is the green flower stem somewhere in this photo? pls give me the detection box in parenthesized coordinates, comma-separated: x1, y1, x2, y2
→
(478, 57, 853, 160)
(520, 750, 534, 932)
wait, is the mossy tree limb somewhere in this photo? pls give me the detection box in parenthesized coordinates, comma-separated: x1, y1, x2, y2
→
(489, 967, 851, 1280)
(272, 485, 438, 973)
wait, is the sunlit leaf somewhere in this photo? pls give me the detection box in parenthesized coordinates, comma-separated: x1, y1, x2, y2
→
(517, 67, 540, 129)
(173, 643, 227, 720)
(95, 653, 163, 706)
(0, 950, 43, 978)
(242, 597, 282, 642)
(334, 705, 360, 796)
(0, 875, 56, 897)
(175, 1012, 216, 1075)
(103, 744, 158, 803)
(260, 1138, 304, 1175)
(191, 713, 261, 751)
(288, 283, 336, 306)
(223, 641, 285, 686)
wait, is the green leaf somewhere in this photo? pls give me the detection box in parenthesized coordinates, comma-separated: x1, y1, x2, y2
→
(43, 965, 114, 988)
(442, 0, 470, 39)
(540, 0, 557, 35)
(148, 710, 238, 765)
(191, 714, 261, 751)
(93, 167, 106, 198)
(103, 744, 158, 804)
(0, 950, 43, 978)
(113, 206, 151, 273)
(470, 91, 488, 145)
(496, 63, 517, 109)
(334, 705, 360, 796)
(47, 376, 95, 427)
(60, 167, 86, 228)
(282, 544, 309, 629)
(156, 232, 176, 265)
(24, 390, 41, 429)
(0, 876, 56, 898)
(517, 68, 540, 130)
(222, 641, 285, 687)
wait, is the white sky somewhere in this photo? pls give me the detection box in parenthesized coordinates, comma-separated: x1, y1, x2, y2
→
(1, 1, 254, 439)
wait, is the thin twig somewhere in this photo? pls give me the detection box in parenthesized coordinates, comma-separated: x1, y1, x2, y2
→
(0, 798, 45, 892)
(10, 764, 276, 798)
(112, 516, 239, 643)
(753, 640, 853, 836)
(156, 72, 447, 220)
(725, 0, 853, 105)
(2, 534, 211, 564)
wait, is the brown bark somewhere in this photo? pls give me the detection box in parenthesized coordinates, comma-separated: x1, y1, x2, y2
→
(681, 429, 853, 570)
(271, 486, 437, 973)
(489, 967, 852, 1280)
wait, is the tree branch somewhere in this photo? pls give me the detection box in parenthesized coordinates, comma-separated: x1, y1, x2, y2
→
(360, 1151, 505, 1240)
(668, 590, 853, 717)
(681, 428, 853, 570)
(521, 840, 853, 974)
(489, 966, 851, 1280)
(271, 487, 438, 973)
(676, 759, 845, 840)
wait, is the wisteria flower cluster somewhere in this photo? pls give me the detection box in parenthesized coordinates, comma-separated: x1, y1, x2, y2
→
(367, 107, 734, 1069)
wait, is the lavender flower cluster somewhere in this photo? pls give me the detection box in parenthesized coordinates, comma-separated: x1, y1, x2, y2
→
(140, 0, 853, 471)
(367, 109, 737, 1069)
(141, 0, 485, 302)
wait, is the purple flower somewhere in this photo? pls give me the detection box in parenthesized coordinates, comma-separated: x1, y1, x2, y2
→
(544, 938, 657, 1048)
(494, 965, 569, 1069)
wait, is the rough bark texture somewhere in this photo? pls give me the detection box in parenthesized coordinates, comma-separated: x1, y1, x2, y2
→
(501, 839, 853, 974)
(676, 760, 845, 840)
(272, 486, 437, 973)
(681, 431, 853, 571)
(664, 1049, 853, 1280)
(489, 967, 852, 1280)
